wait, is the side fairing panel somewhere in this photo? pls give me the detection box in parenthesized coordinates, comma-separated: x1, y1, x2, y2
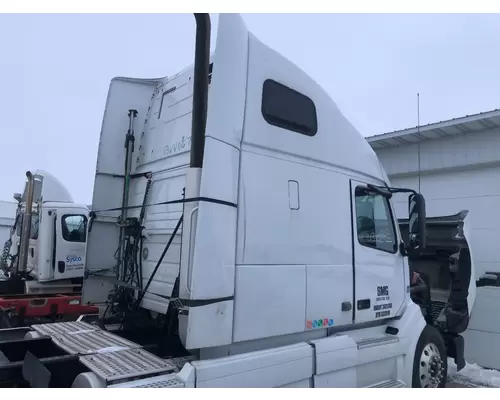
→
(83, 77, 160, 308)
(180, 14, 248, 301)
(178, 14, 249, 349)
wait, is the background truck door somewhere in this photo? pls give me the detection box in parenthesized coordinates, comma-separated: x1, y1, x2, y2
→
(54, 213, 87, 280)
(350, 180, 406, 324)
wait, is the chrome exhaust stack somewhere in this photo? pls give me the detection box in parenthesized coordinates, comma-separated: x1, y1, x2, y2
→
(17, 171, 35, 274)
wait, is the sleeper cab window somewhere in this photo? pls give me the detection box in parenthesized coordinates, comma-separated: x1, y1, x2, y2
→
(354, 187, 397, 254)
(261, 79, 318, 136)
(62, 214, 87, 243)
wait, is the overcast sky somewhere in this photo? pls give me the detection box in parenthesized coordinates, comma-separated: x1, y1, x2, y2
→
(1, 13, 499, 204)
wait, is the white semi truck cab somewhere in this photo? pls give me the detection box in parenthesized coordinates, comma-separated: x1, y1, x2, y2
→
(0, 13, 496, 388)
(1, 170, 89, 294)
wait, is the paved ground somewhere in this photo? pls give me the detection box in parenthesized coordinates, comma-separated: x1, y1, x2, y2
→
(445, 358, 500, 388)
(446, 376, 495, 388)
(447, 382, 474, 388)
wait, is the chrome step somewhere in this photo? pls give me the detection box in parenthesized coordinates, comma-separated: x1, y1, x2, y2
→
(356, 335, 399, 350)
(368, 379, 406, 388)
(108, 374, 184, 388)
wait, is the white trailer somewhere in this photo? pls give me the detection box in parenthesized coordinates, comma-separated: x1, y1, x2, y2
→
(0, 13, 495, 388)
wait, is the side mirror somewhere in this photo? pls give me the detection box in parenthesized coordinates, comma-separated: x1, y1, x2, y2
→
(13, 193, 22, 202)
(476, 273, 498, 288)
(408, 193, 426, 251)
(88, 211, 96, 233)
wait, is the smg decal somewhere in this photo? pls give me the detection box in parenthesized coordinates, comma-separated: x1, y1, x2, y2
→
(376, 285, 390, 302)
(374, 285, 391, 318)
(374, 302, 392, 318)
(306, 318, 334, 330)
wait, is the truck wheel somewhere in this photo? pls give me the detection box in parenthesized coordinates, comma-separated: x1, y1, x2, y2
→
(412, 325, 447, 388)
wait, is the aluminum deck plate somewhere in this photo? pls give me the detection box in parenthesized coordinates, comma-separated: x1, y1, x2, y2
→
(108, 374, 185, 388)
(33, 321, 140, 355)
(47, 329, 140, 355)
(79, 348, 176, 383)
(32, 321, 100, 337)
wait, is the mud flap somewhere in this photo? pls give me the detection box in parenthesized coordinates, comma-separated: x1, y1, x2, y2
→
(0, 309, 12, 329)
(444, 333, 465, 371)
(22, 351, 50, 388)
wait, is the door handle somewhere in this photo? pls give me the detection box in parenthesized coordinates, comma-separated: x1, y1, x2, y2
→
(357, 299, 371, 310)
(341, 301, 352, 312)
(58, 261, 66, 274)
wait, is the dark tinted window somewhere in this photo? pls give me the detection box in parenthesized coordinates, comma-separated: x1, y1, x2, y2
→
(261, 79, 317, 136)
(62, 215, 87, 243)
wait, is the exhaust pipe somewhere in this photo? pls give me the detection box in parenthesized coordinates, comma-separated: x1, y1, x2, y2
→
(17, 171, 35, 274)
(189, 13, 211, 169)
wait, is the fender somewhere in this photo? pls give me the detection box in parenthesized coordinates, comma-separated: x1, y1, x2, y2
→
(399, 210, 475, 371)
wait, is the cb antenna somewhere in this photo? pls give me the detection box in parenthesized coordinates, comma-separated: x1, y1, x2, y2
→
(417, 93, 421, 193)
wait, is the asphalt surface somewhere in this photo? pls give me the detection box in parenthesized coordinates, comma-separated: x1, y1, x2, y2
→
(447, 382, 474, 388)
(446, 376, 495, 388)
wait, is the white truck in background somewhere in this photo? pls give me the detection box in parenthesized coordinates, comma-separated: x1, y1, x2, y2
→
(0, 13, 496, 388)
(0, 170, 96, 327)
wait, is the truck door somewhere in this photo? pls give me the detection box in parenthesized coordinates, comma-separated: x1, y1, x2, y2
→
(54, 213, 87, 280)
(350, 180, 406, 324)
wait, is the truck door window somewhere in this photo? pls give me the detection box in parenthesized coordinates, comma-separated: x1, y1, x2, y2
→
(61, 215, 87, 243)
(15, 213, 40, 240)
(355, 187, 397, 254)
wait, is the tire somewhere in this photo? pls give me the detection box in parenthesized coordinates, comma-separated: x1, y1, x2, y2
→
(412, 325, 447, 388)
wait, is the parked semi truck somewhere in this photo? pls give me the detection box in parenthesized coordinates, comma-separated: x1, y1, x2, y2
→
(0, 170, 97, 327)
(0, 13, 496, 388)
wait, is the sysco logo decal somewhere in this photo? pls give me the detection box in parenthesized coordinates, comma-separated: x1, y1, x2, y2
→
(66, 256, 83, 264)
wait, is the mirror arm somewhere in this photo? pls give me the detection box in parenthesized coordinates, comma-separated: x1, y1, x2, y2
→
(389, 187, 418, 196)
(367, 184, 418, 196)
(88, 211, 96, 233)
(399, 241, 408, 256)
(366, 184, 393, 199)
